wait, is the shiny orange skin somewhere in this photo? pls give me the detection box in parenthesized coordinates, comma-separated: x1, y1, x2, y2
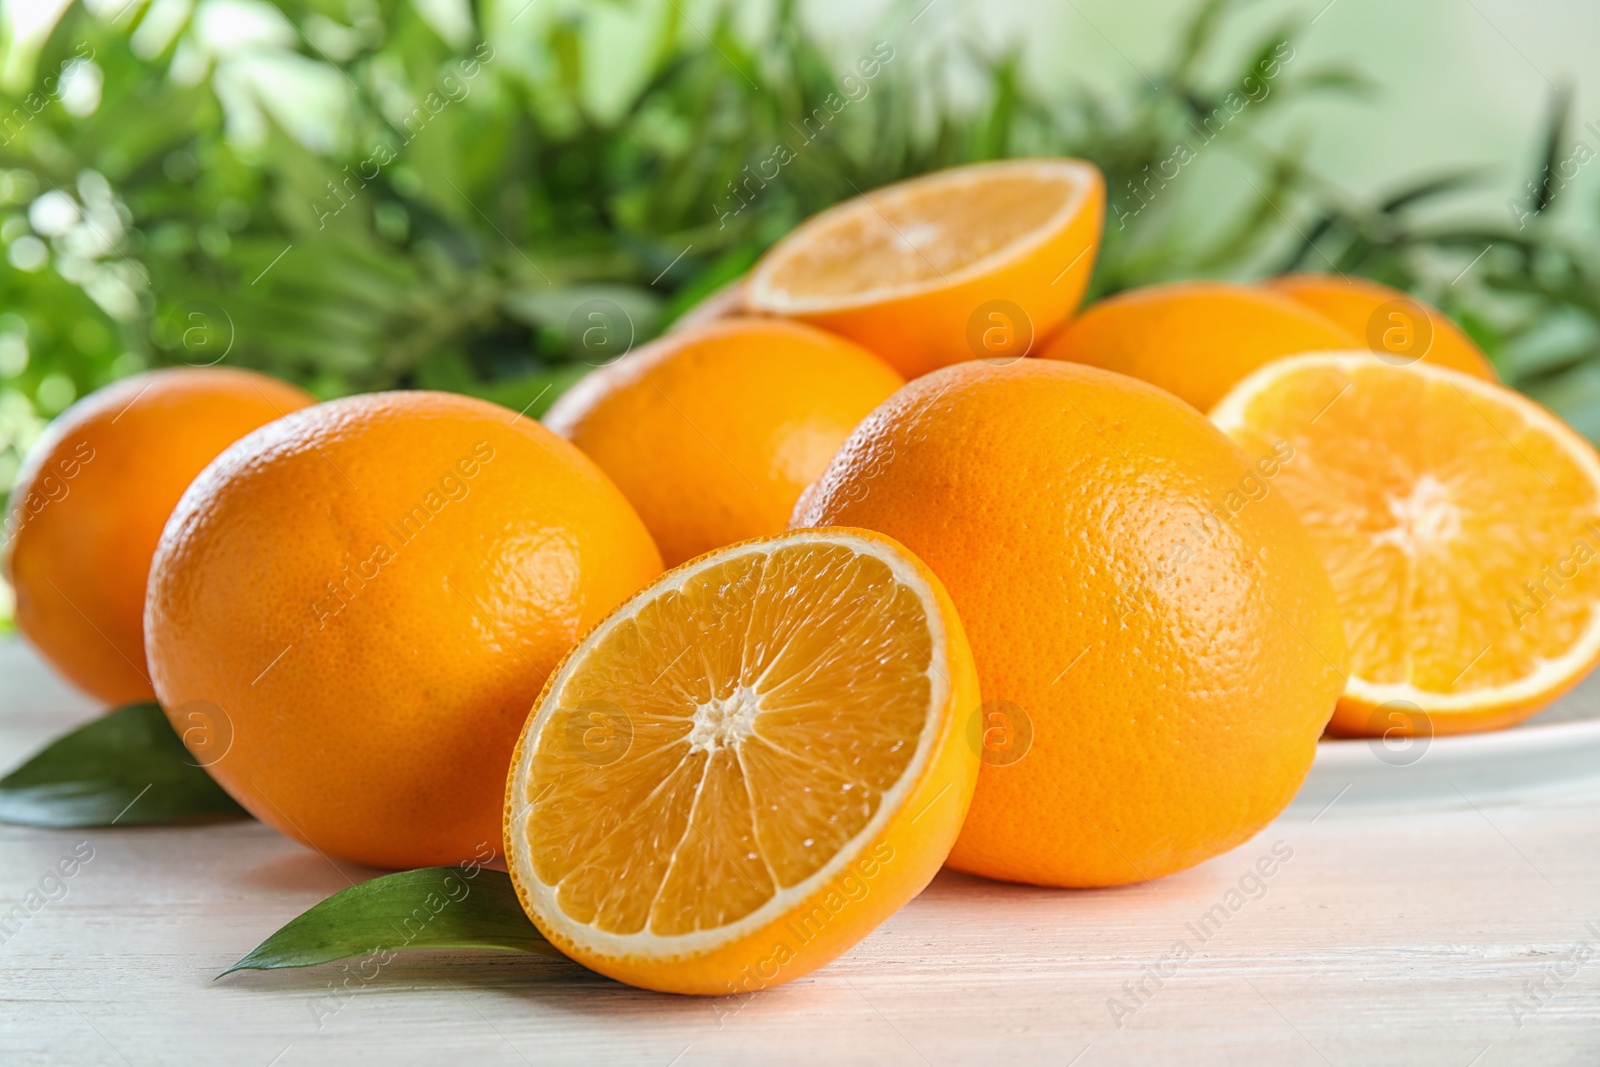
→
(4, 368, 313, 706)
(145, 391, 662, 869)
(1042, 281, 1362, 413)
(1264, 273, 1497, 380)
(545, 318, 903, 567)
(793, 360, 1348, 888)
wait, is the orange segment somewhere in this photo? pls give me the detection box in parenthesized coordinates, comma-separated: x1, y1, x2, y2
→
(504, 528, 979, 995)
(1264, 273, 1497, 380)
(1211, 353, 1600, 734)
(745, 159, 1104, 379)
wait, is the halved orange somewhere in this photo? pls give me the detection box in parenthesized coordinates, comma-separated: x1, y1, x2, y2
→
(1211, 353, 1600, 735)
(1264, 273, 1497, 381)
(745, 159, 1105, 379)
(503, 528, 979, 995)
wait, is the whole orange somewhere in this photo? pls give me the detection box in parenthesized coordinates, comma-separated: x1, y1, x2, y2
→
(793, 360, 1348, 887)
(1263, 272, 1497, 380)
(545, 318, 903, 567)
(144, 391, 662, 869)
(1040, 281, 1358, 411)
(5, 368, 313, 706)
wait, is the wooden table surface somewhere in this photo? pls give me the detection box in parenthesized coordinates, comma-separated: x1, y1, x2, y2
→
(4, 636, 1600, 1066)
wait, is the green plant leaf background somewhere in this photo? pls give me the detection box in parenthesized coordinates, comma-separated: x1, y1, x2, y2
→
(0, 0, 1596, 633)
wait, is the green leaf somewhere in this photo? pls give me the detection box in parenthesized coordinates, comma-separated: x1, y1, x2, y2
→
(222, 867, 565, 976)
(1291, 67, 1375, 96)
(1376, 168, 1488, 215)
(1169, 0, 1236, 85)
(1531, 83, 1574, 214)
(0, 704, 249, 828)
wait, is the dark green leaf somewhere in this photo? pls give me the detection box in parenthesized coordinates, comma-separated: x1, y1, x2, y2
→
(221, 867, 565, 976)
(1169, 0, 1236, 85)
(977, 54, 1022, 162)
(6, 0, 1600, 523)
(1291, 67, 1376, 95)
(1531, 83, 1574, 214)
(1238, 22, 1296, 93)
(1376, 168, 1489, 215)
(0, 704, 248, 828)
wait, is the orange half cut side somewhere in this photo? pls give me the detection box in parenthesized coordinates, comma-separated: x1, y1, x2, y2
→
(745, 158, 1105, 378)
(1211, 353, 1600, 734)
(503, 528, 979, 995)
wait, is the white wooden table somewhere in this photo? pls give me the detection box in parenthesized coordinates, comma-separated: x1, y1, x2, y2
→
(4, 636, 1599, 1066)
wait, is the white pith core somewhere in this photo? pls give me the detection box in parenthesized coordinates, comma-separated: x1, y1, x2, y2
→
(1374, 474, 1461, 554)
(506, 530, 950, 959)
(896, 222, 941, 252)
(686, 686, 762, 755)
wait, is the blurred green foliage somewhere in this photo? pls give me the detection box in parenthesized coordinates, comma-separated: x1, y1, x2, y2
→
(0, 0, 1597, 542)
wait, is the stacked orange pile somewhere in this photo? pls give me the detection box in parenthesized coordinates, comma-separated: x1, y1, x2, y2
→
(10, 158, 1599, 995)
